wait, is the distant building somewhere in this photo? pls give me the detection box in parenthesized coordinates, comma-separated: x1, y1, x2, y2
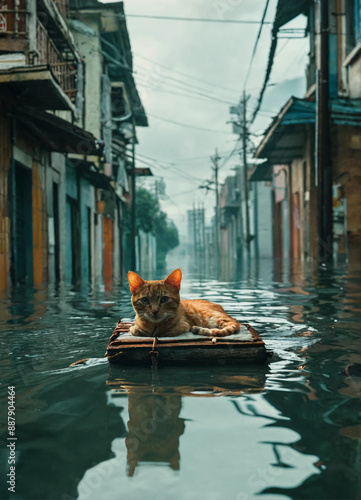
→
(219, 173, 242, 279)
(68, 0, 149, 284)
(187, 207, 210, 276)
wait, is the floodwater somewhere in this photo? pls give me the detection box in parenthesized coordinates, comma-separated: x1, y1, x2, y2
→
(1, 263, 361, 500)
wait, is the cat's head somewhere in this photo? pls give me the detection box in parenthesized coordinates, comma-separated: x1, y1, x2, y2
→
(128, 269, 182, 323)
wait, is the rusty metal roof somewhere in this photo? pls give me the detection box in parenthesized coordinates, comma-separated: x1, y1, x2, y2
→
(0, 65, 76, 113)
(255, 97, 361, 163)
(248, 161, 272, 182)
(11, 104, 99, 154)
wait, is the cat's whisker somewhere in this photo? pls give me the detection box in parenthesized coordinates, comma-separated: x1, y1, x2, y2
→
(128, 269, 240, 338)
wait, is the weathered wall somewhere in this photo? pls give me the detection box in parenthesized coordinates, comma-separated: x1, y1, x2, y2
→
(113, 203, 121, 283)
(14, 129, 49, 286)
(103, 216, 113, 288)
(254, 182, 273, 259)
(80, 178, 95, 284)
(334, 126, 361, 234)
(137, 230, 156, 275)
(290, 158, 306, 261)
(72, 16, 102, 139)
(334, 126, 361, 264)
(345, 47, 361, 99)
(304, 128, 318, 264)
(51, 153, 67, 282)
(94, 209, 103, 285)
(32, 160, 48, 285)
(65, 161, 78, 283)
(0, 101, 11, 291)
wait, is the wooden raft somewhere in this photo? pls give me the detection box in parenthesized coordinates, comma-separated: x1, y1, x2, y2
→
(106, 320, 269, 366)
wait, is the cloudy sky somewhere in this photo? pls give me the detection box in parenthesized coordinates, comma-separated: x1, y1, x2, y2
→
(105, 0, 309, 237)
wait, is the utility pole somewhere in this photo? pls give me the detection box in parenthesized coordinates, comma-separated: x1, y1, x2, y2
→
(193, 202, 198, 271)
(201, 201, 206, 276)
(211, 148, 221, 277)
(241, 91, 251, 256)
(130, 139, 136, 271)
(317, 0, 333, 263)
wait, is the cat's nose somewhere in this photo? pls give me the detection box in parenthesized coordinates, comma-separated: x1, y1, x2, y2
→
(151, 308, 159, 316)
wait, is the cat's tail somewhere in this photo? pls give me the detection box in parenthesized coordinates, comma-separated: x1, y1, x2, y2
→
(191, 322, 240, 338)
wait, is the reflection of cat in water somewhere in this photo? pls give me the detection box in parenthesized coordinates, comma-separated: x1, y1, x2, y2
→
(125, 393, 185, 477)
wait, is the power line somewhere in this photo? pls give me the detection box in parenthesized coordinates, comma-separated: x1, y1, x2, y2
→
(136, 79, 232, 105)
(218, 138, 242, 171)
(148, 113, 233, 135)
(171, 187, 201, 198)
(135, 62, 235, 101)
(137, 149, 241, 167)
(133, 157, 202, 185)
(130, 149, 242, 187)
(243, 0, 271, 90)
(135, 68, 234, 104)
(135, 151, 174, 167)
(133, 52, 243, 94)
(175, 149, 237, 162)
(136, 150, 237, 168)
(138, 83, 229, 104)
(129, 152, 206, 183)
(125, 14, 272, 25)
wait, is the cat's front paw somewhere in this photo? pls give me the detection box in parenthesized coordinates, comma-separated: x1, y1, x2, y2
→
(130, 325, 142, 336)
(191, 326, 211, 336)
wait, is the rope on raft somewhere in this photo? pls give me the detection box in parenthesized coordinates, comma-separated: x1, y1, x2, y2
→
(149, 336, 159, 391)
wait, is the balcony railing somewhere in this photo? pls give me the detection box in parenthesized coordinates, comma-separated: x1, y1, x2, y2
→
(0, 0, 27, 38)
(36, 19, 77, 102)
(0, 0, 69, 37)
(0, 1, 76, 103)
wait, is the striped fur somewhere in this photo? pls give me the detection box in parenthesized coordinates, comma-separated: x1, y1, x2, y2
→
(128, 269, 240, 338)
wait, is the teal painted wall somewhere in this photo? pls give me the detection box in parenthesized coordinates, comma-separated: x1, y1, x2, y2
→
(80, 178, 92, 284)
(65, 162, 78, 283)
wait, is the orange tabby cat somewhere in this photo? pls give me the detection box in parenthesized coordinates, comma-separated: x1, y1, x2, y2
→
(128, 268, 240, 337)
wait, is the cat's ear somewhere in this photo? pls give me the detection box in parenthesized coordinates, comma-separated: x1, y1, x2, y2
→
(128, 271, 145, 293)
(164, 269, 182, 291)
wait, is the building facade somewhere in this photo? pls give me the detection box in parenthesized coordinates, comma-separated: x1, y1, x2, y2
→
(0, 0, 147, 291)
(253, 0, 361, 270)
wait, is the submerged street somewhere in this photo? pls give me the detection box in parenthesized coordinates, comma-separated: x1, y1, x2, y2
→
(1, 1, 361, 498)
(1, 263, 361, 499)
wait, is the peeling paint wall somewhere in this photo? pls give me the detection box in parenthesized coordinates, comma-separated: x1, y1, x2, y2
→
(0, 101, 11, 291)
(72, 16, 102, 138)
(51, 153, 67, 282)
(334, 125, 361, 264)
(32, 160, 48, 285)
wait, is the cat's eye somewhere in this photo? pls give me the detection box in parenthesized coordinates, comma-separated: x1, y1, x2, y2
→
(160, 296, 169, 304)
(140, 297, 150, 305)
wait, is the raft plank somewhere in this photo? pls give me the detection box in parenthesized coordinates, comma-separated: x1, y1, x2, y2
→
(106, 320, 269, 366)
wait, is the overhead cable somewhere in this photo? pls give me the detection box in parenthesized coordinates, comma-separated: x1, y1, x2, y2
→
(124, 14, 272, 25)
(243, 0, 271, 91)
(133, 52, 242, 94)
(148, 113, 233, 135)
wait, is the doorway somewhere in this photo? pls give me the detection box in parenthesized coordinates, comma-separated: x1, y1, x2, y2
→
(11, 161, 33, 284)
